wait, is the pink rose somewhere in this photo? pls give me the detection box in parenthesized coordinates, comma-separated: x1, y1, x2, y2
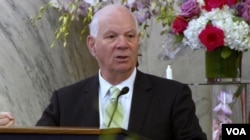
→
(171, 16, 188, 34)
(198, 25, 225, 52)
(202, 0, 225, 11)
(180, 0, 200, 18)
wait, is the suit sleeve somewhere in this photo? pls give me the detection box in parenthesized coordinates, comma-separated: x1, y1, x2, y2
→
(35, 91, 60, 126)
(172, 84, 207, 140)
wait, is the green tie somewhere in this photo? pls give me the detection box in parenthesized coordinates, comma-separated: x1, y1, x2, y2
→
(104, 86, 124, 128)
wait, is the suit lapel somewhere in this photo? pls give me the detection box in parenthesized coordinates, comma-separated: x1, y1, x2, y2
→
(80, 75, 100, 127)
(128, 71, 153, 133)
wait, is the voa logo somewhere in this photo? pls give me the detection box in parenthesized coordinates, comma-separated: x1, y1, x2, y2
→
(226, 128, 246, 135)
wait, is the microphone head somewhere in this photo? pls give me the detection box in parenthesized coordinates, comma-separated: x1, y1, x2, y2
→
(120, 87, 129, 96)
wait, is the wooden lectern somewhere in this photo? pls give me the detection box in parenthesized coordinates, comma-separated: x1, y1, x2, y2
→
(0, 127, 151, 140)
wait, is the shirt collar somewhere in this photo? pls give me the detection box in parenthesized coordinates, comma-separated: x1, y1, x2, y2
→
(99, 68, 137, 98)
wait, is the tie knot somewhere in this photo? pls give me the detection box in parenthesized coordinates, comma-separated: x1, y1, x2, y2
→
(110, 86, 120, 100)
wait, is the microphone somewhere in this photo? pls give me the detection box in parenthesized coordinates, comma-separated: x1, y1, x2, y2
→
(107, 86, 129, 127)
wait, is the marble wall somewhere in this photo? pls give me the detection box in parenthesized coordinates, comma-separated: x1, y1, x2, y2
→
(0, 0, 99, 126)
(1, 0, 250, 140)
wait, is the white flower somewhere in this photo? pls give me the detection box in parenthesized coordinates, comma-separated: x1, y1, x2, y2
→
(182, 5, 250, 52)
(183, 15, 208, 49)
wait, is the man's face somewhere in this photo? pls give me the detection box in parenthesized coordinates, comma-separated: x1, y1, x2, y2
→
(88, 13, 140, 75)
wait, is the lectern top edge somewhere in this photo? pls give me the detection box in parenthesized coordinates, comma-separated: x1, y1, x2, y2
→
(0, 127, 123, 135)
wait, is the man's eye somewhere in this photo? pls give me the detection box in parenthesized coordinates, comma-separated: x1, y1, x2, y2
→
(127, 34, 135, 38)
(128, 35, 134, 38)
(107, 35, 115, 38)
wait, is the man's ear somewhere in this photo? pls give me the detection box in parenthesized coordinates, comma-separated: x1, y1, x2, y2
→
(87, 35, 96, 57)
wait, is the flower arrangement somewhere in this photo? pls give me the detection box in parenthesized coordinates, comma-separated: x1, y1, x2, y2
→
(31, 0, 175, 47)
(168, 0, 250, 59)
(168, 1, 249, 139)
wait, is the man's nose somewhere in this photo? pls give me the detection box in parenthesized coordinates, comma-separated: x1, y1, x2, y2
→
(116, 36, 129, 48)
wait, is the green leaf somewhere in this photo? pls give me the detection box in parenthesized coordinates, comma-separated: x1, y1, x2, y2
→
(173, 35, 184, 45)
(39, 6, 46, 13)
(221, 47, 232, 59)
(233, 85, 243, 99)
(160, 30, 166, 35)
(230, 84, 244, 109)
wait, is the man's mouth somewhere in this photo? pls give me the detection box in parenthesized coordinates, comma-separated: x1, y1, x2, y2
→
(115, 56, 129, 61)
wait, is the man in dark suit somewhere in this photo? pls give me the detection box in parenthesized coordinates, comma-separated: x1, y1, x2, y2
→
(0, 4, 207, 140)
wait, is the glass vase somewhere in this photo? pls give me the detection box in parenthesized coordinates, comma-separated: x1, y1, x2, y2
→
(205, 48, 242, 83)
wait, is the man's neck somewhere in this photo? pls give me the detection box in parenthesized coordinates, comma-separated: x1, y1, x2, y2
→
(100, 68, 136, 85)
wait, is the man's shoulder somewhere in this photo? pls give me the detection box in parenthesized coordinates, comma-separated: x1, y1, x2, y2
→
(56, 74, 98, 93)
(138, 70, 185, 86)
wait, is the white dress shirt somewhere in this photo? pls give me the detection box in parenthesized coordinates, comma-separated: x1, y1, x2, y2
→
(98, 68, 136, 129)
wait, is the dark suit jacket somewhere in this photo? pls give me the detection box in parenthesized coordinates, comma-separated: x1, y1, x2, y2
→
(36, 70, 207, 140)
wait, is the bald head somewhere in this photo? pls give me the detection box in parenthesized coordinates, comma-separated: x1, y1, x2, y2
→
(89, 4, 139, 37)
